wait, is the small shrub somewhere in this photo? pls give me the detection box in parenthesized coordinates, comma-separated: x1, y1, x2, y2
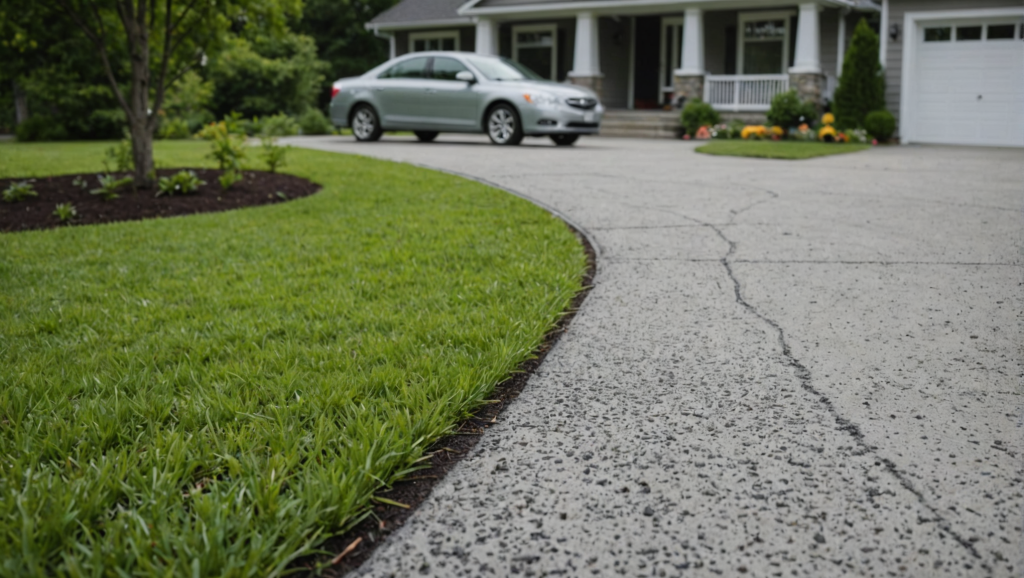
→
(680, 98, 721, 136)
(766, 90, 818, 130)
(195, 121, 230, 140)
(219, 170, 242, 190)
(157, 170, 206, 197)
(2, 181, 37, 203)
(91, 174, 133, 200)
(103, 138, 134, 172)
(15, 115, 70, 141)
(208, 133, 247, 171)
(863, 110, 896, 141)
(846, 127, 870, 144)
(53, 203, 77, 223)
(159, 117, 192, 139)
(261, 138, 288, 173)
(834, 18, 885, 128)
(261, 113, 300, 137)
(72, 176, 89, 190)
(297, 108, 333, 135)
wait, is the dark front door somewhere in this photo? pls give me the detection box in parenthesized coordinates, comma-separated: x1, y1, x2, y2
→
(633, 16, 660, 109)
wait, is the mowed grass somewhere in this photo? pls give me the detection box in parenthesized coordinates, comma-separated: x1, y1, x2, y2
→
(0, 141, 587, 576)
(695, 140, 870, 159)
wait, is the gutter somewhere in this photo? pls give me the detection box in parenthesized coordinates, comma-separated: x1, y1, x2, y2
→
(459, 0, 857, 18)
(365, 18, 475, 32)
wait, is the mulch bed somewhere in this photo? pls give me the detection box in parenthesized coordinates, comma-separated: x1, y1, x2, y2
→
(297, 226, 597, 577)
(0, 168, 320, 232)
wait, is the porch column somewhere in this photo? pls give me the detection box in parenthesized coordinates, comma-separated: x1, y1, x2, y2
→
(673, 8, 705, 107)
(475, 18, 497, 55)
(789, 2, 826, 110)
(568, 12, 603, 96)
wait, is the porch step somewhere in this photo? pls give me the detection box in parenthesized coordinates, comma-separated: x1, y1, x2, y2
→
(599, 110, 680, 139)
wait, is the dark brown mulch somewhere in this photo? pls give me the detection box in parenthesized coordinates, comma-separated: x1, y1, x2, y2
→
(295, 226, 597, 577)
(0, 168, 320, 233)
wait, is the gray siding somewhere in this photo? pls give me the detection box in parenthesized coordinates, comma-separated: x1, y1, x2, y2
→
(885, 0, 1024, 131)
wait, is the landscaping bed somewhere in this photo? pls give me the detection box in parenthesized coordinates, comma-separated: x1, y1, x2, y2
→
(0, 169, 319, 232)
(695, 140, 871, 160)
(0, 140, 588, 577)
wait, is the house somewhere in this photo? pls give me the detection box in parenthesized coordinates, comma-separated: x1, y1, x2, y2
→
(366, 0, 1024, 146)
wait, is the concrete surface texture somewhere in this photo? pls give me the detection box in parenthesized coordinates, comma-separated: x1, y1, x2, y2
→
(286, 135, 1023, 578)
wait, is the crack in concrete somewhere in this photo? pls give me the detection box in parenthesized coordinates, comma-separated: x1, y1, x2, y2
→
(677, 191, 986, 563)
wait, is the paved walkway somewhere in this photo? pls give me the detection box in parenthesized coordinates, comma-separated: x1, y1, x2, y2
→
(287, 135, 1022, 578)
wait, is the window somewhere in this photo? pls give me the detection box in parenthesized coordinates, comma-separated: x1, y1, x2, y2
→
(380, 57, 429, 79)
(431, 57, 469, 81)
(513, 24, 558, 80)
(737, 12, 793, 75)
(409, 31, 459, 53)
(987, 24, 1017, 40)
(924, 27, 951, 41)
(956, 26, 982, 41)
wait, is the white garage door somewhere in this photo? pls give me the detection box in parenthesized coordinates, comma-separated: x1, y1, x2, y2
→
(912, 20, 1024, 147)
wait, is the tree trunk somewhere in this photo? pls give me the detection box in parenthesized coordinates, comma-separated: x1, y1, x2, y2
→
(123, 1, 156, 187)
(13, 81, 29, 125)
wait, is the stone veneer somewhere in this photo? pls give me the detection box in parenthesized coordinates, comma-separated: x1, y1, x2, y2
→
(673, 74, 704, 107)
(789, 72, 826, 111)
(568, 75, 603, 102)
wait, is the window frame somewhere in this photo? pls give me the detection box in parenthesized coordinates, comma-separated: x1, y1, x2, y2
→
(736, 10, 795, 75)
(379, 56, 431, 79)
(921, 18, 1022, 44)
(512, 23, 559, 80)
(430, 56, 470, 81)
(408, 30, 460, 53)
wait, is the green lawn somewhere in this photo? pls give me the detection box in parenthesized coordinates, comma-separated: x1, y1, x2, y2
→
(695, 140, 871, 159)
(0, 140, 586, 576)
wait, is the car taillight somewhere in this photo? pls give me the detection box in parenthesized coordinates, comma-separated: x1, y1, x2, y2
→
(331, 85, 341, 98)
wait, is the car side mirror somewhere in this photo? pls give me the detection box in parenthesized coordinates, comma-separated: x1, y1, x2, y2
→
(455, 71, 476, 83)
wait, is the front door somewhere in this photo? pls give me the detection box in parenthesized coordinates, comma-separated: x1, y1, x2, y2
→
(633, 17, 660, 108)
(660, 17, 683, 107)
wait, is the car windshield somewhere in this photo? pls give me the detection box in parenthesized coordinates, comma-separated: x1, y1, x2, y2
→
(464, 55, 545, 81)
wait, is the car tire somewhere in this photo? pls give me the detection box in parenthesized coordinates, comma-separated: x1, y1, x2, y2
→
(550, 134, 579, 146)
(351, 104, 382, 142)
(415, 131, 439, 143)
(486, 104, 523, 146)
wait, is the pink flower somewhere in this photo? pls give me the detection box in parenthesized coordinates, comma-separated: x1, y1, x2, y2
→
(683, 134, 691, 140)
(872, 139, 878, 145)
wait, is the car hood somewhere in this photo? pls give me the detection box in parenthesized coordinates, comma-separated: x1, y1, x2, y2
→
(489, 79, 598, 100)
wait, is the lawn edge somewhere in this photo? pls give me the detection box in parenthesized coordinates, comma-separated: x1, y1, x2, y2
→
(299, 215, 597, 577)
(694, 142, 871, 160)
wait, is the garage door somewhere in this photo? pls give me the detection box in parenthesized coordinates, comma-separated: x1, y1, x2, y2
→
(912, 20, 1024, 147)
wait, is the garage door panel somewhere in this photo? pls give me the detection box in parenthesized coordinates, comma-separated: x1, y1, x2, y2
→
(911, 19, 1024, 147)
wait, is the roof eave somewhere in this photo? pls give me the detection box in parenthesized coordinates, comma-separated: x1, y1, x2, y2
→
(459, 0, 858, 18)
(366, 17, 475, 31)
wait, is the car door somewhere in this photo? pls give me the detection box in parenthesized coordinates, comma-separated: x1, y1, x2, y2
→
(374, 56, 431, 127)
(418, 57, 482, 131)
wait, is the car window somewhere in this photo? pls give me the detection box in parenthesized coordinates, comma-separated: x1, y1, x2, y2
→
(431, 57, 469, 81)
(380, 57, 429, 79)
(463, 55, 544, 81)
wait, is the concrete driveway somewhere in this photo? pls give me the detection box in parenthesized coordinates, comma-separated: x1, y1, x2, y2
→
(287, 135, 1022, 577)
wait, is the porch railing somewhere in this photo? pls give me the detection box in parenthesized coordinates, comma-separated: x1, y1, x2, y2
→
(704, 74, 790, 112)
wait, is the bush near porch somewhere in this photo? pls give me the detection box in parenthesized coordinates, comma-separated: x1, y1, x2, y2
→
(0, 140, 587, 576)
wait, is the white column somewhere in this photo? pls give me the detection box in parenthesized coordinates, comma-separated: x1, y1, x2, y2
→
(389, 35, 396, 60)
(836, 10, 846, 76)
(475, 18, 497, 55)
(676, 8, 704, 75)
(879, 0, 889, 68)
(790, 2, 822, 74)
(569, 12, 601, 77)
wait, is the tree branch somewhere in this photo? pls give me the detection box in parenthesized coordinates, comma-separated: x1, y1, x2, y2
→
(148, 0, 174, 127)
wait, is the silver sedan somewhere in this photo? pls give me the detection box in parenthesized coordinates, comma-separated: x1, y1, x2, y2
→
(328, 52, 603, 146)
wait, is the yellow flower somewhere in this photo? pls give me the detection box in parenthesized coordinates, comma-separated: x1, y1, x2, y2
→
(822, 113, 835, 126)
(818, 125, 837, 142)
(740, 125, 759, 140)
(771, 126, 785, 137)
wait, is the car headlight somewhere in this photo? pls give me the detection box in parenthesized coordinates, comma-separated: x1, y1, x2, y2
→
(522, 93, 560, 108)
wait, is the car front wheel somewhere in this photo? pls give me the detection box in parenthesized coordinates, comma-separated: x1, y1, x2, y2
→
(415, 131, 439, 143)
(550, 134, 579, 146)
(351, 105, 382, 142)
(486, 104, 523, 145)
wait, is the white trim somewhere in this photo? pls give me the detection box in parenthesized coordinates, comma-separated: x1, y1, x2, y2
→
(660, 16, 684, 104)
(898, 6, 1024, 145)
(836, 8, 846, 76)
(475, 17, 497, 54)
(569, 12, 602, 77)
(409, 30, 461, 52)
(790, 3, 821, 74)
(369, 19, 473, 32)
(513, 23, 559, 80)
(703, 73, 790, 111)
(879, 0, 887, 68)
(676, 8, 704, 76)
(737, 10, 795, 75)
(389, 35, 396, 59)
(459, 0, 854, 18)
(627, 16, 636, 109)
